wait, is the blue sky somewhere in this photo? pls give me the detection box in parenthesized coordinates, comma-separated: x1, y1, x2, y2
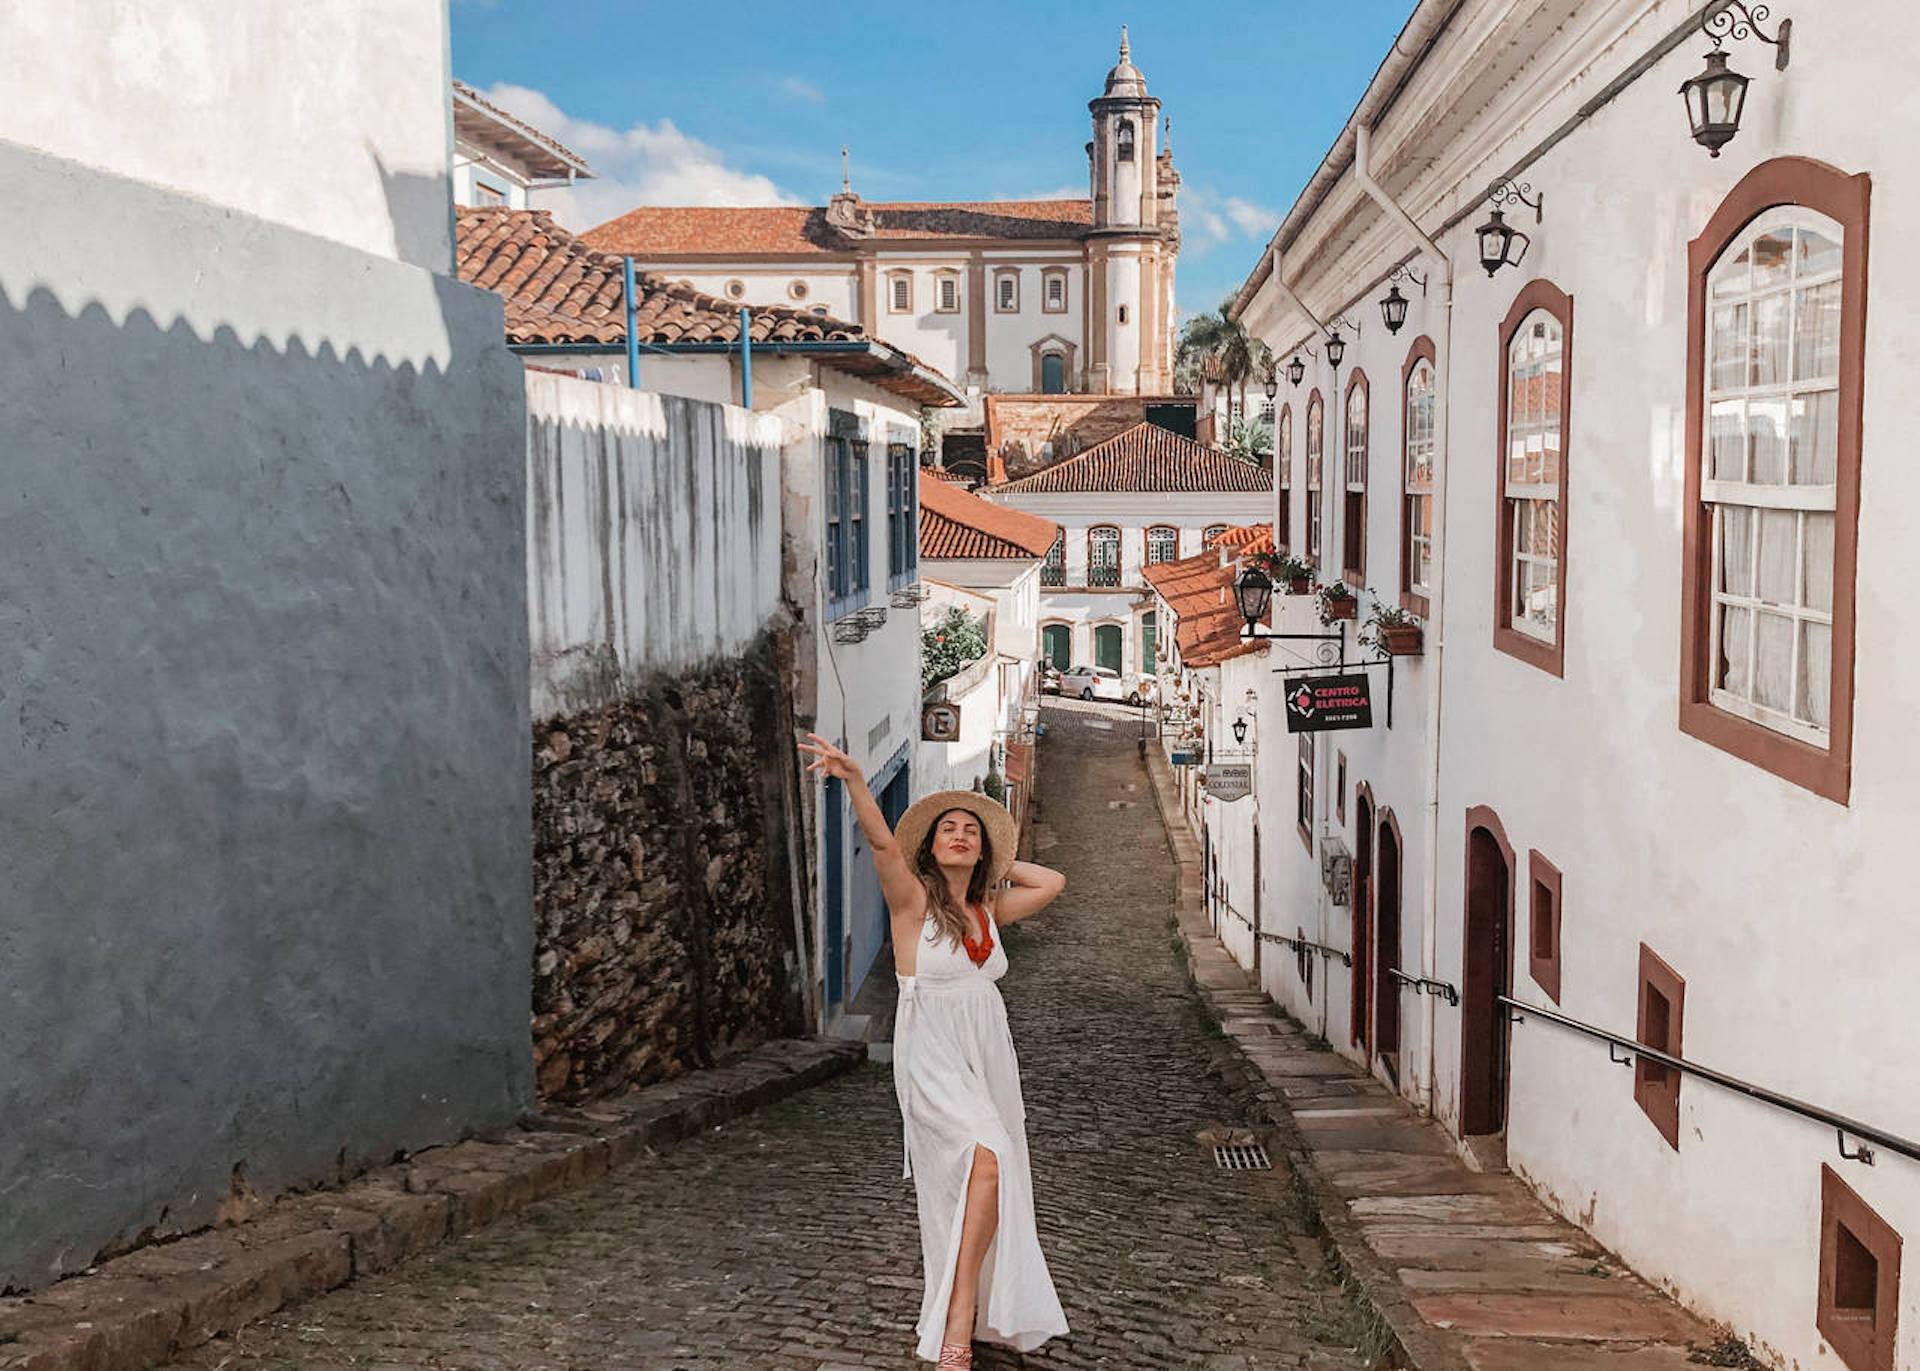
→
(451, 1, 1416, 323)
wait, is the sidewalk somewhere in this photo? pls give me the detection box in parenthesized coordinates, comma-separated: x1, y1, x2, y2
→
(1144, 747, 1726, 1371)
(0, 1038, 865, 1371)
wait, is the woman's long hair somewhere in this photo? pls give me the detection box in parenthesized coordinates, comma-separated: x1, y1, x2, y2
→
(913, 809, 994, 948)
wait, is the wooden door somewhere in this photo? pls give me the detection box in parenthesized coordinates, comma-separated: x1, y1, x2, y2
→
(1460, 812, 1515, 1136)
(1374, 815, 1403, 1064)
(1351, 792, 1374, 1052)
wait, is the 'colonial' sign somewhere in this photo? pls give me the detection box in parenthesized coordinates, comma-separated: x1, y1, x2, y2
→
(1283, 673, 1374, 733)
(1206, 763, 1253, 803)
(921, 702, 961, 741)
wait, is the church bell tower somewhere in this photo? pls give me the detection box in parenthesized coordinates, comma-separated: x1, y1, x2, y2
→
(1085, 28, 1177, 394)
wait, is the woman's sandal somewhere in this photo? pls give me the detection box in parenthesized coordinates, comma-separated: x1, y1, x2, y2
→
(936, 1345, 973, 1368)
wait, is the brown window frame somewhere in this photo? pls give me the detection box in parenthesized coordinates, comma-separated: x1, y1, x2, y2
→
(1305, 390, 1324, 569)
(1144, 523, 1179, 566)
(1086, 523, 1122, 587)
(1680, 156, 1869, 806)
(1633, 944, 1685, 1151)
(994, 269, 1019, 314)
(1494, 280, 1573, 677)
(933, 270, 961, 315)
(1401, 335, 1438, 617)
(1527, 850, 1562, 1004)
(1042, 270, 1069, 314)
(886, 271, 913, 315)
(1295, 732, 1314, 851)
(1818, 1163, 1902, 1371)
(1342, 368, 1370, 584)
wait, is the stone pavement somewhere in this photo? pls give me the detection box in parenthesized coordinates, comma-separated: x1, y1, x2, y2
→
(1142, 747, 1731, 1371)
(140, 699, 1378, 1370)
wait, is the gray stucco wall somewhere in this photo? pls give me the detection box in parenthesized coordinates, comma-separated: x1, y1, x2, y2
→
(0, 140, 532, 1289)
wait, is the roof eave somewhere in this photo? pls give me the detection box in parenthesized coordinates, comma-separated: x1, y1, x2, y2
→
(452, 90, 595, 181)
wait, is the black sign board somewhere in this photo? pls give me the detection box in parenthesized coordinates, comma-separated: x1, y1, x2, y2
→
(1283, 673, 1374, 733)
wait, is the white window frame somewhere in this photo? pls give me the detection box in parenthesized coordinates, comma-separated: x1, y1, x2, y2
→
(1702, 207, 1843, 746)
(887, 272, 912, 314)
(1405, 359, 1436, 600)
(995, 271, 1019, 313)
(1145, 525, 1179, 565)
(934, 271, 961, 314)
(1043, 271, 1069, 313)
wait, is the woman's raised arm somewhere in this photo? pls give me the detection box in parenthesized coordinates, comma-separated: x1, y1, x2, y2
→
(993, 860, 1066, 926)
(798, 733, 925, 921)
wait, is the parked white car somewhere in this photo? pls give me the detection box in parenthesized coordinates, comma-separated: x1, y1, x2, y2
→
(1058, 665, 1157, 706)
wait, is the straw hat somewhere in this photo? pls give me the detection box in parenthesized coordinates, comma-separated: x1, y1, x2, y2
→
(894, 790, 1017, 887)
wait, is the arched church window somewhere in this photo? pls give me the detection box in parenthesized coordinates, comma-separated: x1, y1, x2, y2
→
(1117, 120, 1135, 162)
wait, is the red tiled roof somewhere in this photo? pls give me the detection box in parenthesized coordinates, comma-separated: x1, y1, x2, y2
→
(1207, 523, 1276, 554)
(456, 206, 867, 346)
(583, 199, 1096, 257)
(987, 423, 1274, 495)
(1143, 546, 1266, 668)
(920, 473, 1061, 561)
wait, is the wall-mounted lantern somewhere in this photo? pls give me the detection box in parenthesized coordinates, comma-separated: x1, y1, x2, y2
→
(1233, 566, 1273, 628)
(1262, 365, 1279, 401)
(1681, 2, 1790, 157)
(1286, 354, 1306, 386)
(1378, 264, 1425, 335)
(1323, 313, 1361, 372)
(1231, 715, 1249, 746)
(1476, 178, 1543, 277)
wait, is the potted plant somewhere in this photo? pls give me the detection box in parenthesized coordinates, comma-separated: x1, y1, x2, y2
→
(1316, 580, 1358, 624)
(1360, 600, 1424, 655)
(1247, 548, 1314, 595)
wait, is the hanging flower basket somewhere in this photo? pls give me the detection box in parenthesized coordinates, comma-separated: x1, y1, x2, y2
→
(1316, 581, 1358, 624)
(1379, 623, 1424, 655)
(1360, 602, 1424, 656)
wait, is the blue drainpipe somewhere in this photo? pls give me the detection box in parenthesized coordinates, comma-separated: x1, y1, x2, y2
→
(739, 307, 753, 408)
(623, 256, 640, 389)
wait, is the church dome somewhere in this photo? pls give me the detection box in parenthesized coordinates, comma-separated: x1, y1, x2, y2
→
(1103, 27, 1149, 99)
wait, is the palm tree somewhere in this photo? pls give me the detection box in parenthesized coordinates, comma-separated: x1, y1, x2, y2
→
(1176, 299, 1273, 437)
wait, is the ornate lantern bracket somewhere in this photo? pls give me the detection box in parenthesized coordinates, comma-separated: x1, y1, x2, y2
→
(1704, 0, 1791, 69)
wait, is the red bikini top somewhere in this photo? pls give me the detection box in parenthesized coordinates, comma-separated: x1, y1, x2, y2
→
(960, 903, 994, 967)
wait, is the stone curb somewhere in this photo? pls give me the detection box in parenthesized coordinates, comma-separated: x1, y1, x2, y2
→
(0, 1037, 867, 1371)
(1140, 747, 1444, 1371)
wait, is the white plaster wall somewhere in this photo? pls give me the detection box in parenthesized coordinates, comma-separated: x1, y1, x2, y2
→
(640, 266, 861, 325)
(1105, 248, 1143, 389)
(524, 374, 784, 720)
(982, 256, 1086, 392)
(453, 148, 530, 211)
(874, 255, 971, 391)
(0, 1, 452, 270)
(1238, 1, 1920, 1364)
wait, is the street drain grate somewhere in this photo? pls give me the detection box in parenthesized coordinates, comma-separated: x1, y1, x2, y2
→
(1213, 1142, 1272, 1171)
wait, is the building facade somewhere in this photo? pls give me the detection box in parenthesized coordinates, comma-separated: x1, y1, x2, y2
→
(983, 423, 1271, 684)
(1213, 2, 1920, 1367)
(581, 32, 1179, 414)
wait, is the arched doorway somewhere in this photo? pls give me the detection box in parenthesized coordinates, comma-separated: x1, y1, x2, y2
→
(1460, 807, 1516, 1138)
(1374, 811, 1403, 1074)
(1352, 787, 1374, 1053)
(1041, 623, 1071, 670)
(1093, 623, 1122, 673)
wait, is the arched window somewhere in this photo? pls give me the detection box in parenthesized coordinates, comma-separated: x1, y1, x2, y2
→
(1681, 158, 1867, 803)
(1496, 283, 1572, 672)
(1402, 339, 1437, 613)
(1117, 119, 1135, 162)
(1277, 405, 1293, 553)
(1305, 392, 1325, 567)
(1040, 352, 1066, 395)
(1041, 531, 1065, 586)
(1087, 525, 1121, 586)
(1343, 370, 1370, 582)
(1146, 525, 1179, 565)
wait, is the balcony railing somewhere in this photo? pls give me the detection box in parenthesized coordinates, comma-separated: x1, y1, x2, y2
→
(1041, 564, 1066, 587)
(1087, 564, 1121, 588)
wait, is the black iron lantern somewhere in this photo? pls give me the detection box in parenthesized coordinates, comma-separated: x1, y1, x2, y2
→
(1263, 369, 1279, 400)
(1680, 49, 1750, 156)
(1324, 330, 1346, 370)
(1231, 716, 1249, 746)
(1380, 284, 1409, 334)
(1286, 354, 1306, 387)
(1233, 566, 1273, 627)
(1475, 207, 1530, 277)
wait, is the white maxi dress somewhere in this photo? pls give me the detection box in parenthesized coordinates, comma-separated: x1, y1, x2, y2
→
(894, 907, 1069, 1361)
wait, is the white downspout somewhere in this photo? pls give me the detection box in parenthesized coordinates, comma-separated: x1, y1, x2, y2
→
(1353, 123, 1452, 1116)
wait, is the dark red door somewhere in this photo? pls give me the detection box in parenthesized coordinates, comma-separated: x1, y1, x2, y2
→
(1461, 818, 1514, 1136)
(1351, 793, 1374, 1052)
(1373, 818, 1403, 1065)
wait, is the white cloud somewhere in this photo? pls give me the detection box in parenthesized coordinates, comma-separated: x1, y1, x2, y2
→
(479, 83, 804, 231)
(1176, 185, 1279, 257)
(1015, 185, 1087, 201)
(777, 76, 825, 104)
(1222, 195, 1279, 239)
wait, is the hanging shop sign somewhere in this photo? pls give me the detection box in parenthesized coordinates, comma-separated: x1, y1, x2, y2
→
(921, 701, 961, 741)
(1283, 673, 1374, 733)
(1170, 749, 1198, 767)
(1205, 763, 1253, 803)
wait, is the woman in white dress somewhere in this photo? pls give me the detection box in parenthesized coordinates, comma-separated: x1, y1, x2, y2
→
(799, 734, 1070, 1367)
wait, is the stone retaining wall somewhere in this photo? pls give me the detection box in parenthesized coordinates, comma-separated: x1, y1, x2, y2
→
(530, 629, 806, 1102)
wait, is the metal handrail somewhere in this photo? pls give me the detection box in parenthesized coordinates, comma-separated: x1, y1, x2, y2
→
(1256, 931, 1352, 967)
(1388, 968, 1459, 1006)
(1498, 994, 1920, 1167)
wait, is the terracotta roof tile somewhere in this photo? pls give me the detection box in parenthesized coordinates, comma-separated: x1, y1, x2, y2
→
(451, 81, 592, 178)
(920, 473, 1061, 561)
(455, 206, 867, 346)
(1207, 523, 1276, 554)
(1142, 538, 1270, 668)
(987, 423, 1273, 494)
(583, 199, 1096, 257)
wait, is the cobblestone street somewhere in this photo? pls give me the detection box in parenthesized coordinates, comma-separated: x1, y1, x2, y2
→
(166, 703, 1372, 1370)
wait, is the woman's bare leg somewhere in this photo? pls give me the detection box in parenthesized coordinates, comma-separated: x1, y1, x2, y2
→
(942, 1144, 1000, 1346)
